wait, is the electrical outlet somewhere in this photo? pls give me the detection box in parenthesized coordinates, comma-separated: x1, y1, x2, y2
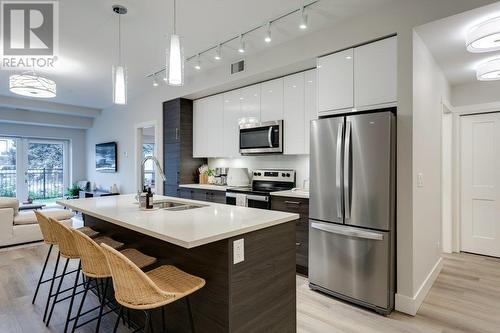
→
(233, 238, 244, 264)
(417, 173, 424, 188)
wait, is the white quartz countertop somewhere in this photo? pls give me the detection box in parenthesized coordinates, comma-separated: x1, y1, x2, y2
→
(179, 184, 234, 191)
(57, 194, 298, 249)
(270, 189, 310, 199)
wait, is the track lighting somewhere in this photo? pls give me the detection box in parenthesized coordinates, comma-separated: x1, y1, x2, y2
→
(264, 22, 272, 43)
(194, 54, 201, 70)
(299, 6, 308, 29)
(214, 44, 222, 60)
(152, 74, 159, 87)
(238, 35, 246, 53)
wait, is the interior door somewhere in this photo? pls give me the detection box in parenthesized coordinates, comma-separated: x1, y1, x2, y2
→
(309, 117, 344, 223)
(461, 113, 500, 257)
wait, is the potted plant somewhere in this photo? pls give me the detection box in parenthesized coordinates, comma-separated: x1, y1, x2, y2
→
(66, 183, 81, 199)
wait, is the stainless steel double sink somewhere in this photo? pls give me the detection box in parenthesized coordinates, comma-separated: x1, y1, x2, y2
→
(152, 200, 206, 211)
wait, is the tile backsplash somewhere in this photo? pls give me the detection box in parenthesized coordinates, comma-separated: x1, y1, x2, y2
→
(208, 155, 310, 188)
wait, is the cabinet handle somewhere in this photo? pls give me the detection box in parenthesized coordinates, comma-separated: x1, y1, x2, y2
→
(285, 201, 301, 205)
(296, 242, 301, 247)
(175, 128, 179, 140)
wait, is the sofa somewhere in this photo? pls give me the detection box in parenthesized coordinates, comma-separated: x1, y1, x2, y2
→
(0, 197, 74, 247)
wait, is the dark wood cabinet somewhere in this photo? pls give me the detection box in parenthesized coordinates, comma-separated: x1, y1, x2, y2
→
(179, 187, 226, 204)
(163, 98, 206, 196)
(271, 195, 309, 275)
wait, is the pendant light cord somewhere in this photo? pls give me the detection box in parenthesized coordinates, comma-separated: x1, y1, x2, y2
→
(118, 14, 122, 64)
(173, 0, 176, 35)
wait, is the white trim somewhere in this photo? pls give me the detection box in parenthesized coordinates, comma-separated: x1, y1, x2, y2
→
(395, 257, 443, 315)
(134, 120, 163, 195)
(453, 101, 500, 115)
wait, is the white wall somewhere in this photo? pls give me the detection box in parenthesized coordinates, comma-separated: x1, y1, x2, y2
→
(209, 156, 309, 188)
(87, 0, 496, 314)
(452, 80, 500, 106)
(442, 109, 453, 253)
(0, 123, 86, 183)
(410, 32, 450, 312)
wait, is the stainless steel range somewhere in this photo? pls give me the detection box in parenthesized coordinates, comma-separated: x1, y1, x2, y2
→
(226, 169, 295, 209)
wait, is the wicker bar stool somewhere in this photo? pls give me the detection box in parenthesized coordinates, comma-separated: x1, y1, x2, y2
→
(45, 217, 124, 330)
(32, 211, 100, 321)
(100, 243, 206, 333)
(71, 229, 157, 333)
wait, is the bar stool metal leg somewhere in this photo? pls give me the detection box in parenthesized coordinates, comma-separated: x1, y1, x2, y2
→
(43, 250, 61, 322)
(113, 305, 124, 333)
(72, 277, 92, 333)
(46, 257, 70, 326)
(95, 277, 110, 333)
(186, 296, 195, 333)
(32, 244, 53, 304)
(63, 261, 81, 333)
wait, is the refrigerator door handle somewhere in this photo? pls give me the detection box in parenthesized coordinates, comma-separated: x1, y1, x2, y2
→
(311, 222, 384, 241)
(336, 122, 344, 219)
(344, 121, 352, 219)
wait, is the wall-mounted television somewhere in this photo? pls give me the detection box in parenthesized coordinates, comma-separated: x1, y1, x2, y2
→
(96, 142, 117, 173)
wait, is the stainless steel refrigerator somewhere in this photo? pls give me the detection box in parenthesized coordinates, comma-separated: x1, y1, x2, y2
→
(309, 110, 396, 315)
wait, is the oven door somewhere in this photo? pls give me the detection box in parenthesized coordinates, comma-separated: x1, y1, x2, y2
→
(239, 120, 283, 154)
(226, 192, 270, 209)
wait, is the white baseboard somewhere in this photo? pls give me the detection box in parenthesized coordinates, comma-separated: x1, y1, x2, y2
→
(395, 257, 443, 315)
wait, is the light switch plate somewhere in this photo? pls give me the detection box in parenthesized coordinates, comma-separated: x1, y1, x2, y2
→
(417, 173, 424, 188)
(233, 238, 244, 264)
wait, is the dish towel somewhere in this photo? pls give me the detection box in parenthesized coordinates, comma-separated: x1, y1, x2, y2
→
(236, 194, 248, 207)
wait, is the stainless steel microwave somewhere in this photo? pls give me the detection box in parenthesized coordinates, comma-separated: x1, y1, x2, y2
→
(239, 120, 283, 154)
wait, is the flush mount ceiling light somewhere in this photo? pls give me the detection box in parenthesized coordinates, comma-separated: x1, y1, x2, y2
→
(112, 5, 127, 105)
(467, 16, 500, 53)
(476, 58, 500, 80)
(166, 0, 184, 86)
(9, 73, 56, 98)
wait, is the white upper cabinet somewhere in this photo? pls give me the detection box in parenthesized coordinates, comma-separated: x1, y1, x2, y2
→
(260, 78, 284, 122)
(317, 48, 354, 114)
(240, 84, 261, 125)
(283, 72, 305, 155)
(304, 69, 317, 154)
(354, 36, 397, 109)
(193, 95, 224, 158)
(223, 90, 243, 157)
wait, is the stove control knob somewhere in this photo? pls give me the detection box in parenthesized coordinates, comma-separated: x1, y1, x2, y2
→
(286, 173, 291, 177)
(281, 173, 286, 177)
(258, 172, 262, 176)
(253, 172, 258, 176)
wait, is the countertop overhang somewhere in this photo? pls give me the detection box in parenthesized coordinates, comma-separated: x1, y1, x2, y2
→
(57, 194, 299, 249)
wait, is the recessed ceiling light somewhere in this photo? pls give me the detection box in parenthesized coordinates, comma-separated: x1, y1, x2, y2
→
(9, 73, 56, 98)
(467, 16, 500, 53)
(476, 58, 500, 80)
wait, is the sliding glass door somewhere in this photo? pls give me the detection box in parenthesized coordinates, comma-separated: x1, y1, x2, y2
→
(0, 137, 69, 203)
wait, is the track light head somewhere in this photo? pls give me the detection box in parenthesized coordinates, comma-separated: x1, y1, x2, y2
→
(152, 74, 159, 87)
(264, 22, 272, 43)
(214, 44, 222, 60)
(238, 35, 245, 53)
(194, 54, 201, 70)
(299, 7, 308, 29)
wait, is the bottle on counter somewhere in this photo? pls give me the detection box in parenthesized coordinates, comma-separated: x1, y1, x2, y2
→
(139, 186, 148, 209)
(146, 187, 154, 209)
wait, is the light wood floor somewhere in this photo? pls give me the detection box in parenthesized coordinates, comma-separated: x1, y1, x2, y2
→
(1, 244, 500, 333)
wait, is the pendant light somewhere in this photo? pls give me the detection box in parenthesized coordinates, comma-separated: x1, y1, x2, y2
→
(112, 5, 127, 105)
(166, 0, 184, 86)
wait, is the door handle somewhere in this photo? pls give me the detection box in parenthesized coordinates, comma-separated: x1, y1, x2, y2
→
(344, 121, 351, 219)
(268, 127, 273, 148)
(175, 128, 179, 140)
(336, 122, 344, 219)
(311, 222, 383, 241)
(285, 200, 301, 205)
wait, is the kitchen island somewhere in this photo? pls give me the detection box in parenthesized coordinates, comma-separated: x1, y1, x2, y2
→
(57, 194, 299, 333)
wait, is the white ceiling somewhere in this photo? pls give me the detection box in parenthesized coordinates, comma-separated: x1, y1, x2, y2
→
(0, 0, 393, 110)
(416, 1, 500, 86)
